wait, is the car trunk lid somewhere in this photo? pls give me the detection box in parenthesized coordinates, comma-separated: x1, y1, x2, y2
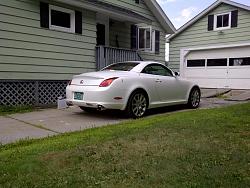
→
(71, 71, 133, 86)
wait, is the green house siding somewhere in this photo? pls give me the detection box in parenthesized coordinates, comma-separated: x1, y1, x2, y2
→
(0, 0, 168, 81)
(169, 3, 250, 71)
(0, 0, 97, 80)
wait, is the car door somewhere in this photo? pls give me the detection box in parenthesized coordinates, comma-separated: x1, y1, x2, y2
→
(141, 64, 185, 102)
(139, 72, 162, 104)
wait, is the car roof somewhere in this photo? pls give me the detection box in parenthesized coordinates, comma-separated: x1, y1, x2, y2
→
(104, 61, 168, 73)
(124, 61, 167, 72)
(123, 61, 164, 66)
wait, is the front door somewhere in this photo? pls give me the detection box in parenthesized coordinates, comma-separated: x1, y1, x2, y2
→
(96, 23, 105, 46)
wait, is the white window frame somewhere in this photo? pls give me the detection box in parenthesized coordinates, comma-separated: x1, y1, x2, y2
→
(137, 26, 155, 53)
(214, 12, 231, 31)
(49, 5, 75, 33)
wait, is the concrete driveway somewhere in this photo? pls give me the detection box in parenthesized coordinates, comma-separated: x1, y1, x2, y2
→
(0, 108, 124, 145)
(0, 89, 249, 145)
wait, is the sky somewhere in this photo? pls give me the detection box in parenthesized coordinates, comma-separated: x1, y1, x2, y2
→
(156, 0, 250, 29)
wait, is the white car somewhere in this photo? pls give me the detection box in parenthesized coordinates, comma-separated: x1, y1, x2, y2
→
(66, 61, 200, 118)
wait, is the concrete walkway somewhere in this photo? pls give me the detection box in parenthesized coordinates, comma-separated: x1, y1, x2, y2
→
(0, 89, 249, 145)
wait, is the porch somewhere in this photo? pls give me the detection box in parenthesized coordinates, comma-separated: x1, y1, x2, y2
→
(96, 46, 142, 70)
(94, 13, 147, 70)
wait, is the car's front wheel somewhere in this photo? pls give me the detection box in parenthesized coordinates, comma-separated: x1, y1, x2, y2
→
(188, 87, 201, 108)
(126, 91, 148, 118)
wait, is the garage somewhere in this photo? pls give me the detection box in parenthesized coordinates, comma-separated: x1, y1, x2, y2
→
(182, 45, 250, 89)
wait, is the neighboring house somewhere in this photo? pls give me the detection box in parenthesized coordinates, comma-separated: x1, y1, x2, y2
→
(0, 0, 175, 106)
(168, 0, 250, 89)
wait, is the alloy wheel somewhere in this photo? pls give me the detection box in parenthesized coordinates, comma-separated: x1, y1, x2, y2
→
(131, 93, 147, 117)
(191, 89, 200, 108)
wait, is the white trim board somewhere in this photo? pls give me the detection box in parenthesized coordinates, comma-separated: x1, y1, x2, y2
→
(49, 5, 75, 33)
(144, 0, 176, 33)
(213, 12, 232, 30)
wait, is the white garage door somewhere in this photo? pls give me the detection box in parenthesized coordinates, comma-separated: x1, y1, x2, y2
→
(183, 46, 250, 89)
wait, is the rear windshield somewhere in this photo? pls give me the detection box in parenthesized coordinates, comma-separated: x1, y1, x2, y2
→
(102, 63, 139, 71)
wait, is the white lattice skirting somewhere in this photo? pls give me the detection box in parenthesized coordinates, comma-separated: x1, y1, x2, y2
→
(0, 80, 68, 106)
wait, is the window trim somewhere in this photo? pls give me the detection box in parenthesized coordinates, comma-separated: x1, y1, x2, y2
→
(137, 26, 155, 53)
(214, 12, 231, 31)
(49, 5, 75, 33)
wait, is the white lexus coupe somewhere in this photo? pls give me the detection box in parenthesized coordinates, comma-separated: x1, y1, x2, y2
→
(66, 61, 200, 118)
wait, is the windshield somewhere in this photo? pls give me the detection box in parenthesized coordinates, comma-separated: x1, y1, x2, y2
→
(101, 62, 139, 71)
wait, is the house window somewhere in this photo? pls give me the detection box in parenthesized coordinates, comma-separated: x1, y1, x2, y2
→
(49, 5, 75, 33)
(138, 26, 154, 51)
(229, 57, 250, 66)
(187, 59, 205, 67)
(135, 0, 140, 4)
(214, 12, 231, 30)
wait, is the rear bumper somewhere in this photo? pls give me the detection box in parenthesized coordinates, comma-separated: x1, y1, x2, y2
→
(66, 85, 127, 110)
(66, 100, 123, 110)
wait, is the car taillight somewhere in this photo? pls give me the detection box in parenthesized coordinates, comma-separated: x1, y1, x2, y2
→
(99, 77, 118, 87)
(68, 80, 72, 85)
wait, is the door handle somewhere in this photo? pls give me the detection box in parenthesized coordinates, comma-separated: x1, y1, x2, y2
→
(155, 79, 162, 83)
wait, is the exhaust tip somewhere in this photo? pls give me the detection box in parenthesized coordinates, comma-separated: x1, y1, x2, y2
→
(97, 105, 105, 111)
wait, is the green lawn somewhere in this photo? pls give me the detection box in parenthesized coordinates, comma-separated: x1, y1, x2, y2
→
(0, 105, 34, 116)
(0, 103, 250, 187)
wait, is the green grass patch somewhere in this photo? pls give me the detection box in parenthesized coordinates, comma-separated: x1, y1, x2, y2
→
(0, 105, 35, 116)
(0, 103, 250, 187)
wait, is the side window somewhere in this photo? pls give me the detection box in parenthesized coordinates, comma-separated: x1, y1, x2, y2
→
(142, 64, 173, 77)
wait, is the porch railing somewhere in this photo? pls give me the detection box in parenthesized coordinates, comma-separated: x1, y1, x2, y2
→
(96, 46, 142, 70)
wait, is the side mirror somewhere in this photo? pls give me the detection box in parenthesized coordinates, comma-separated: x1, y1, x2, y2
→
(174, 72, 180, 76)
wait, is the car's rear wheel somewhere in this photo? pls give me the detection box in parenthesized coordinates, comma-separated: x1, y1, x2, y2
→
(188, 87, 201, 108)
(80, 106, 96, 113)
(126, 91, 148, 118)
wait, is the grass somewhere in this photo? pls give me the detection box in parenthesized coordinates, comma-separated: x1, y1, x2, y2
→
(0, 103, 250, 187)
(0, 105, 35, 116)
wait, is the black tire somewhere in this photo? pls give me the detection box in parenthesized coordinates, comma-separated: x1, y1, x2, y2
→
(79, 106, 96, 113)
(126, 91, 148, 118)
(187, 87, 201, 109)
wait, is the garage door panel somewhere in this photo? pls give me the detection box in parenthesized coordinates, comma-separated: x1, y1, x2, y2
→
(185, 68, 207, 78)
(228, 67, 250, 79)
(228, 79, 250, 89)
(187, 78, 227, 89)
(206, 68, 227, 78)
(186, 69, 227, 79)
